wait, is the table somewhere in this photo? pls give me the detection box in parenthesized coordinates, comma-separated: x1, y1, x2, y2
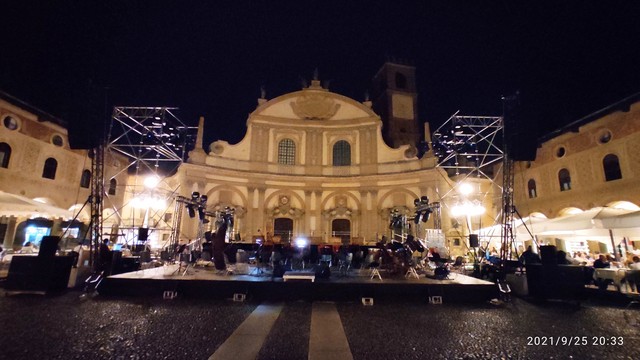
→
(594, 268, 628, 291)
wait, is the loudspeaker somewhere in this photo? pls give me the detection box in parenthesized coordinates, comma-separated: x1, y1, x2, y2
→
(539, 245, 557, 265)
(503, 92, 538, 161)
(138, 227, 148, 241)
(6, 255, 74, 292)
(39, 236, 60, 258)
(469, 234, 479, 248)
(508, 135, 538, 161)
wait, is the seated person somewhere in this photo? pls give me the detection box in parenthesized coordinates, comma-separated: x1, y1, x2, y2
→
(21, 241, 38, 254)
(519, 246, 541, 265)
(175, 241, 188, 255)
(121, 245, 133, 257)
(593, 254, 610, 269)
(623, 258, 640, 292)
(428, 248, 442, 262)
(593, 254, 612, 290)
(556, 250, 569, 265)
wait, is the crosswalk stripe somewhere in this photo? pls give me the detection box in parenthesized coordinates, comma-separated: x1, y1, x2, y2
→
(309, 302, 354, 360)
(209, 303, 284, 360)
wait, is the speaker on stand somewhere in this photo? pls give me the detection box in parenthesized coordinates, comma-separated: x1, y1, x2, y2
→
(469, 234, 479, 248)
(539, 245, 557, 265)
(138, 227, 149, 241)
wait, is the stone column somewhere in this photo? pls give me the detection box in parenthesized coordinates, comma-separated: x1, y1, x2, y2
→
(368, 190, 380, 242)
(2, 216, 18, 249)
(314, 191, 324, 242)
(246, 187, 255, 238)
(358, 190, 369, 243)
(50, 217, 63, 237)
(256, 187, 266, 235)
(304, 190, 312, 235)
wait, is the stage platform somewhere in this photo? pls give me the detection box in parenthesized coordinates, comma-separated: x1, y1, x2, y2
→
(97, 264, 497, 303)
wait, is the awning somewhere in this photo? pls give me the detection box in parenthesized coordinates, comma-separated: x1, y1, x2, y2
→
(0, 191, 74, 219)
(600, 209, 640, 229)
(528, 207, 632, 234)
(477, 216, 547, 241)
(517, 207, 640, 243)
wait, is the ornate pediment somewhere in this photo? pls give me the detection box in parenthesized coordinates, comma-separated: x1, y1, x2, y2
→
(290, 94, 340, 120)
(323, 196, 358, 219)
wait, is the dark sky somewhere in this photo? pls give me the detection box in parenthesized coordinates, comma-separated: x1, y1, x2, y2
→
(1, 0, 639, 148)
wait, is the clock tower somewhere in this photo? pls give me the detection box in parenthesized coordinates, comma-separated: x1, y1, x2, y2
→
(371, 61, 421, 148)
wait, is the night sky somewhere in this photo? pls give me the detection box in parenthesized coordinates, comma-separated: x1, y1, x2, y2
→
(1, 1, 639, 148)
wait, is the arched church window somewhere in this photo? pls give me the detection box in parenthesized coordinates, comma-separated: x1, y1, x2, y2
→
(332, 140, 351, 166)
(603, 154, 622, 181)
(0, 142, 11, 168)
(527, 179, 537, 198)
(278, 138, 295, 165)
(395, 72, 407, 89)
(558, 168, 571, 191)
(80, 169, 91, 188)
(108, 178, 117, 195)
(42, 158, 58, 179)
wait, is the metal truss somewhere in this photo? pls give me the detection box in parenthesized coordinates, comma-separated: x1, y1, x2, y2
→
(432, 109, 522, 266)
(90, 144, 104, 269)
(431, 112, 506, 245)
(103, 107, 197, 247)
(107, 107, 196, 176)
(432, 112, 504, 185)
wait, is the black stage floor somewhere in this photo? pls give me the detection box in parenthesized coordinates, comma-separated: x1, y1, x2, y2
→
(97, 264, 497, 303)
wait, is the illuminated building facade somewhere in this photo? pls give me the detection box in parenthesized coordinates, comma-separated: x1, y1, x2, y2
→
(0, 91, 127, 249)
(513, 93, 640, 252)
(170, 76, 465, 248)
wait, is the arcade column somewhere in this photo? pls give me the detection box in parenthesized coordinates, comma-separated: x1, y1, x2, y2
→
(2, 216, 17, 250)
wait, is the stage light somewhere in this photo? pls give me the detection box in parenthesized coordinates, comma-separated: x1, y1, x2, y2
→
(451, 201, 486, 217)
(458, 182, 474, 196)
(143, 175, 160, 189)
(389, 209, 404, 229)
(294, 237, 308, 248)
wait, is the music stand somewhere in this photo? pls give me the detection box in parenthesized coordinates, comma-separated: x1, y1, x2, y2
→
(405, 266, 420, 280)
(250, 253, 265, 276)
(338, 253, 352, 277)
(369, 262, 382, 281)
(172, 253, 192, 276)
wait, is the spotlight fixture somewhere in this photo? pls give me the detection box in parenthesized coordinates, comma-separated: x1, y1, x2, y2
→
(414, 196, 433, 224)
(389, 209, 404, 230)
(186, 192, 203, 219)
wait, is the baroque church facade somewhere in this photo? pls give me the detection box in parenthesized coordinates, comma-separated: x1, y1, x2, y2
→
(167, 63, 461, 247)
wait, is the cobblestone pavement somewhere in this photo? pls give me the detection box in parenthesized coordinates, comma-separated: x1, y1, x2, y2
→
(0, 290, 638, 360)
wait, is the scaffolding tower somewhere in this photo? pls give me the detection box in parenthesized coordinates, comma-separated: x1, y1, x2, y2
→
(102, 107, 197, 249)
(431, 112, 507, 252)
(89, 145, 104, 268)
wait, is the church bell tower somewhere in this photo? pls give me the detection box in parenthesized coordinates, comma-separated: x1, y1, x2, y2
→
(371, 61, 421, 148)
